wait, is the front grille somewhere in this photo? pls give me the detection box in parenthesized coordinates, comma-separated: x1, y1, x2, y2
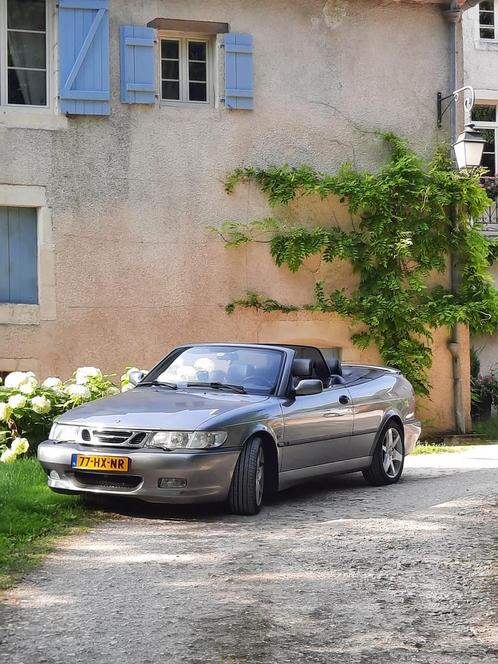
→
(80, 429, 147, 448)
(73, 472, 142, 489)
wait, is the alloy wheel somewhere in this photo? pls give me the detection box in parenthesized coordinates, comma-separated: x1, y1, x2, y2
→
(255, 447, 265, 506)
(382, 428, 403, 479)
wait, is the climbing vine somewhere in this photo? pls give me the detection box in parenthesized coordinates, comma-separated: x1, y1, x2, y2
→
(214, 133, 498, 396)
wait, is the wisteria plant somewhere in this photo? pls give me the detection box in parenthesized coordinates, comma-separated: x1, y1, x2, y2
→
(0, 367, 141, 463)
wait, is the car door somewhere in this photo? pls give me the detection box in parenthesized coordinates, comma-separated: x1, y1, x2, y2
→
(280, 385, 354, 471)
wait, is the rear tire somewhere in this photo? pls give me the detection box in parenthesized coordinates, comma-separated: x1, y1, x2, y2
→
(363, 421, 405, 486)
(228, 437, 265, 516)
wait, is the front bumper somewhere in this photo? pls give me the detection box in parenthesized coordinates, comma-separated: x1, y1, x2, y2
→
(37, 441, 240, 504)
(403, 419, 421, 455)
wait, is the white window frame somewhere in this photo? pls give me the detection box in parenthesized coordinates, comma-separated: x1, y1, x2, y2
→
(0, 0, 49, 107)
(478, 1, 498, 41)
(0, 0, 65, 129)
(159, 32, 213, 106)
(472, 102, 498, 175)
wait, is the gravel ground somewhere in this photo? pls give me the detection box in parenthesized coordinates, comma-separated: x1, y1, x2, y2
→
(1, 445, 498, 664)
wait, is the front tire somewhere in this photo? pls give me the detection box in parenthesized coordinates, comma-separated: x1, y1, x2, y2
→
(363, 421, 405, 486)
(228, 437, 265, 516)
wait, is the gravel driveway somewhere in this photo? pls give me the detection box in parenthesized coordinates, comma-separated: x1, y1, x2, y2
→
(1, 445, 498, 664)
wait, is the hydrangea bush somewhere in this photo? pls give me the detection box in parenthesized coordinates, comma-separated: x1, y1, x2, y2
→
(0, 367, 140, 463)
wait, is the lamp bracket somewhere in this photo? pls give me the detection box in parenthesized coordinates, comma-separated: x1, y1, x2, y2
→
(437, 85, 475, 129)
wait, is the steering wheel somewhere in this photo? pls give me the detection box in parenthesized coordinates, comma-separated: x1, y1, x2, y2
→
(243, 375, 274, 389)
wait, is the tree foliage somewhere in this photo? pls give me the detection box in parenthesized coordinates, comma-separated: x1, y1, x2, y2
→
(217, 134, 498, 396)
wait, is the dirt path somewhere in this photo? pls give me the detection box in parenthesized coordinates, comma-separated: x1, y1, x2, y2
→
(1, 445, 498, 664)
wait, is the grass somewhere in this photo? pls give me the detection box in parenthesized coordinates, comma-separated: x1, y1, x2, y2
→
(412, 444, 472, 455)
(473, 416, 498, 441)
(0, 458, 103, 591)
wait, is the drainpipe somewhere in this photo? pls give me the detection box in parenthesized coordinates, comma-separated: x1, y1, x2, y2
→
(444, 2, 466, 434)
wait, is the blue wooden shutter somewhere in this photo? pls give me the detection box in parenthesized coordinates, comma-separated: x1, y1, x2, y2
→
(0, 209, 9, 303)
(59, 0, 110, 115)
(120, 26, 156, 104)
(224, 33, 254, 110)
(0, 207, 38, 305)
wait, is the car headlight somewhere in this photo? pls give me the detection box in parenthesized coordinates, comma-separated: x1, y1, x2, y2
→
(145, 431, 227, 450)
(49, 423, 80, 442)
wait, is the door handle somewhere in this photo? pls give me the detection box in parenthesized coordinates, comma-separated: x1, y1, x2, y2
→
(339, 395, 350, 405)
(323, 409, 348, 418)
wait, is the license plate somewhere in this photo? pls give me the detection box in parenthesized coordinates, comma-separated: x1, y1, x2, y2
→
(71, 454, 130, 472)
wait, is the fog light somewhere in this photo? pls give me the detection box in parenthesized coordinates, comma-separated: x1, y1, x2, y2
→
(158, 478, 187, 489)
(49, 470, 60, 480)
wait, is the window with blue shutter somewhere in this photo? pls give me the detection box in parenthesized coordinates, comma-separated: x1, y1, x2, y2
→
(0, 207, 38, 305)
(224, 33, 254, 110)
(59, 0, 110, 115)
(120, 26, 157, 104)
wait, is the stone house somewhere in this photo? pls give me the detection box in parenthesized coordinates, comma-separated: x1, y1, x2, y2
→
(463, 1, 498, 376)
(0, 0, 479, 431)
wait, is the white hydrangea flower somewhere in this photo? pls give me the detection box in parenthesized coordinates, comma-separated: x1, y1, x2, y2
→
(8, 394, 27, 409)
(42, 377, 63, 390)
(18, 376, 38, 395)
(0, 402, 12, 421)
(4, 371, 29, 389)
(106, 386, 120, 396)
(31, 395, 51, 414)
(66, 384, 91, 399)
(11, 437, 29, 454)
(121, 383, 134, 392)
(0, 448, 16, 463)
(75, 367, 102, 385)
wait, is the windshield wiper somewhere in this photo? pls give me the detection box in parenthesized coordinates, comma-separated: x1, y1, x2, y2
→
(186, 382, 247, 395)
(139, 380, 178, 390)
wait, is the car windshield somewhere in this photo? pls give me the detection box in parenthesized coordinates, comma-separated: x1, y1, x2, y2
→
(147, 346, 284, 395)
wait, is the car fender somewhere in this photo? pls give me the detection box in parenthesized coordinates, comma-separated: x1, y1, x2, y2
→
(368, 408, 404, 456)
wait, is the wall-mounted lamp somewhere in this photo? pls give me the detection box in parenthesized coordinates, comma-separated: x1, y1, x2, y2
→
(437, 85, 485, 171)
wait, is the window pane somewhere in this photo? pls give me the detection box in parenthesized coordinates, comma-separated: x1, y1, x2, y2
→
(480, 27, 495, 38)
(7, 0, 46, 31)
(472, 104, 497, 122)
(162, 60, 179, 80)
(8, 31, 46, 69)
(162, 80, 180, 100)
(189, 82, 207, 102)
(188, 41, 206, 61)
(8, 68, 46, 105)
(161, 40, 179, 59)
(482, 152, 496, 176)
(480, 0, 494, 11)
(189, 62, 206, 82)
(480, 11, 495, 25)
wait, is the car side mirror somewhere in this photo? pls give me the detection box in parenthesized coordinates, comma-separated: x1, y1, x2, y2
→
(294, 379, 323, 396)
(129, 370, 147, 386)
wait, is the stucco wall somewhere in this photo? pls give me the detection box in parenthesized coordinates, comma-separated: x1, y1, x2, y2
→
(0, 0, 466, 431)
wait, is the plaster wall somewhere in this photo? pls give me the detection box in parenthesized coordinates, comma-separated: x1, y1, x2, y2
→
(0, 0, 465, 431)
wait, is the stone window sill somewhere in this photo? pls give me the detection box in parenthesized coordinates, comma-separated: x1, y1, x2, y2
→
(0, 107, 68, 131)
(0, 304, 40, 326)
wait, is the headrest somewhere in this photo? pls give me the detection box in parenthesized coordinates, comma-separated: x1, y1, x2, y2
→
(327, 358, 343, 376)
(292, 358, 313, 378)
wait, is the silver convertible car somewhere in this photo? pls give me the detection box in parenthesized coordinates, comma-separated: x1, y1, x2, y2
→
(38, 344, 421, 515)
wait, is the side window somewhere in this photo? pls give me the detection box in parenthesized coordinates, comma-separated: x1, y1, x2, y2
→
(291, 346, 330, 384)
(3, 0, 48, 106)
(0, 207, 38, 304)
(160, 36, 211, 104)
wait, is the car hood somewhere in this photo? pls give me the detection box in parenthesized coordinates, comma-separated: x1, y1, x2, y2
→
(56, 387, 271, 430)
